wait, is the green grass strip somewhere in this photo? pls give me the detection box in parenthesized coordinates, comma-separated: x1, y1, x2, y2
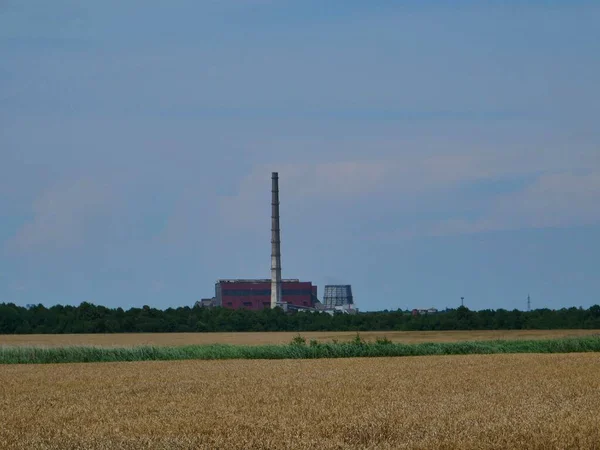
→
(2, 336, 600, 364)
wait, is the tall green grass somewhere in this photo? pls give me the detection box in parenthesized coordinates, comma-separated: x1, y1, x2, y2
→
(2, 336, 600, 364)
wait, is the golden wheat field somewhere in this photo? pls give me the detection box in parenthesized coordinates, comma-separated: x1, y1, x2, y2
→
(2, 329, 598, 348)
(1, 353, 600, 449)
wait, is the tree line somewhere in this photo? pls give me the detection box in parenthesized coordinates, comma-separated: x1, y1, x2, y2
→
(1, 302, 600, 334)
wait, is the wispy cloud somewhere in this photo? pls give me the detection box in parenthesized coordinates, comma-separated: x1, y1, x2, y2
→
(220, 149, 600, 237)
(8, 179, 113, 252)
(372, 169, 600, 240)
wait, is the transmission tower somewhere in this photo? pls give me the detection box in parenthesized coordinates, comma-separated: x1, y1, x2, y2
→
(527, 294, 531, 312)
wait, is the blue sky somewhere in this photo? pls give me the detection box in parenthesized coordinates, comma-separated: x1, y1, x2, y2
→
(1, 1, 599, 311)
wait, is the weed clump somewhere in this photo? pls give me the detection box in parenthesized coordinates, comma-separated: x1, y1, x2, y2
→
(375, 336, 393, 346)
(290, 334, 306, 346)
(351, 333, 366, 346)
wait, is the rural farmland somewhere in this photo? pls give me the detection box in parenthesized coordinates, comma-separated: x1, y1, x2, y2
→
(2, 329, 599, 348)
(2, 353, 600, 449)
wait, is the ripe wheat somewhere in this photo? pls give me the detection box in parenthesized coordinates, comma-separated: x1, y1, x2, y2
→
(1, 353, 600, 449)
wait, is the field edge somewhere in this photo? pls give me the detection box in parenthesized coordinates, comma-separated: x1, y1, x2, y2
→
(2, 336, 600, 364)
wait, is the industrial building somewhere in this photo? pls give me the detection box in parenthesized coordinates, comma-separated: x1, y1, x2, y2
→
(323, 285, 354, 308)
(213, 279, 318, 310)
(198, 172, 356, 313)
(412, 307, 438, 316)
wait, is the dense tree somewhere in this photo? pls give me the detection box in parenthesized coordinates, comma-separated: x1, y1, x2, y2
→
(0, 302, 599, 334)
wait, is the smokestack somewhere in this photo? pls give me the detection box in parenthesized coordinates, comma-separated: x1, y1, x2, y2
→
(271, 172, 282, 309)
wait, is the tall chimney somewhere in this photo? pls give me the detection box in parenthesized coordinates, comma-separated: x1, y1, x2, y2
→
(270, 172, 282, 309)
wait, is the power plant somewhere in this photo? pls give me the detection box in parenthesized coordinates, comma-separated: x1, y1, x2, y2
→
(198, 172, 356, 314)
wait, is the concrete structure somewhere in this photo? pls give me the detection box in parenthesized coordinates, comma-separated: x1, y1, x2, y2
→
(271, 172, 283, 309)
(194, 298, 216, 308)
(322, 304, 358, 315)
(322, 285, 356, 314)
(214, 279, 317, 310)
(323, 285, 354, 308)
(411, 307, 438, 316)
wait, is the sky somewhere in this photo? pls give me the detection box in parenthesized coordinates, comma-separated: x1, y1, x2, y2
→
(1, 1, 599, 312)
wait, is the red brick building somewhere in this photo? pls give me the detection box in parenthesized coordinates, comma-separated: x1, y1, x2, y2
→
(215, 279, 317, 310)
